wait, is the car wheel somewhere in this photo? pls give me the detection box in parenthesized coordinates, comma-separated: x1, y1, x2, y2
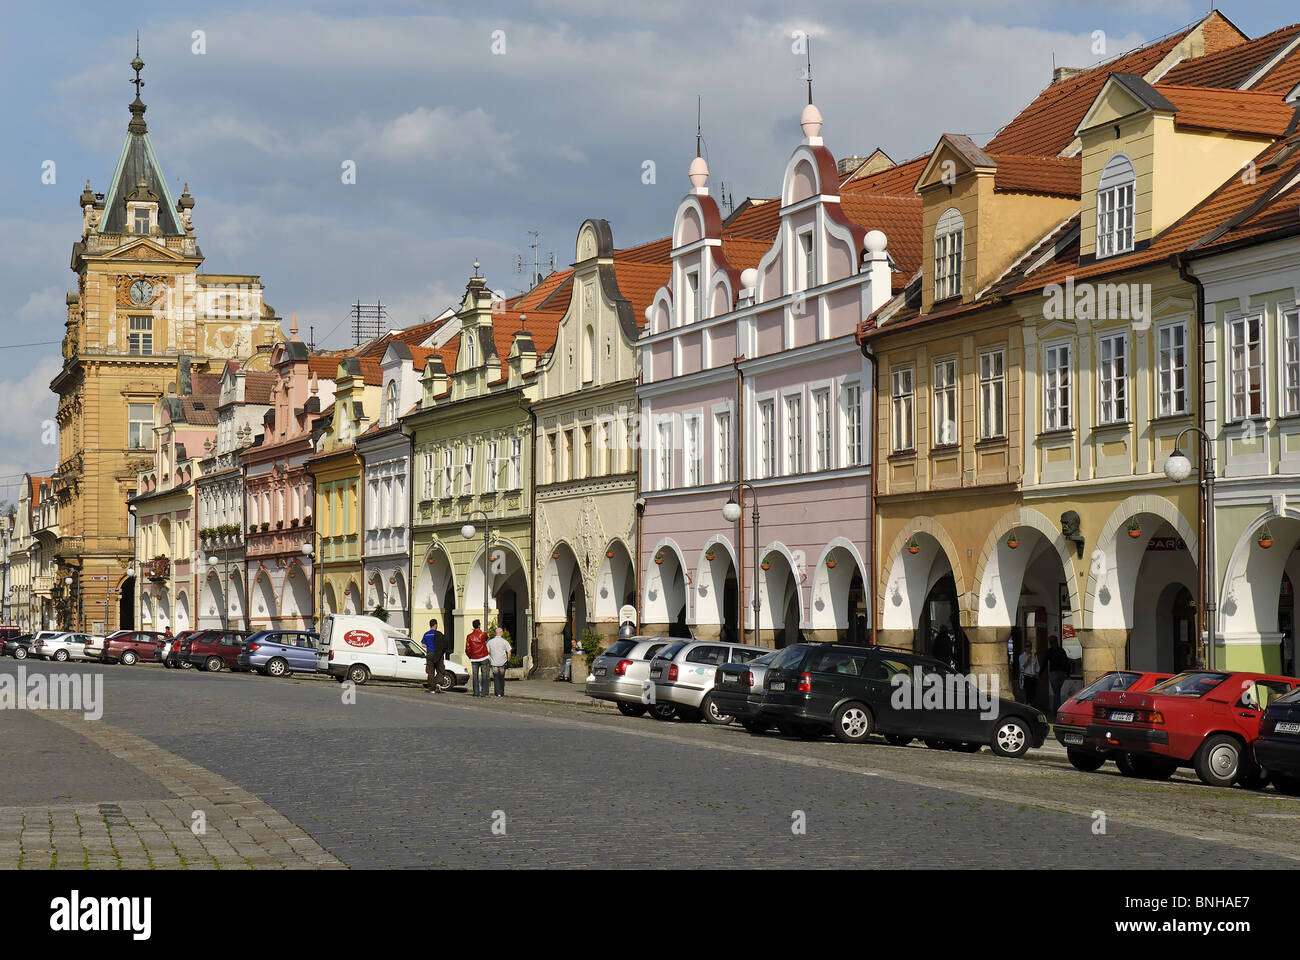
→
(1067, 748, 1107, 772)
(740, 719, 771, 735)
(701, 695, 733, 725)
(831, 702, 874, 744)
(1272, 773, 1300, 796)
(1115, 752, 1139, 776)
(884, 734, 912, 747)
(1131, 755, 1178, 780)
(346, 664, 370, 685)
(205, 656, 223, 673)
(266, 658, 289, 678)
(647, 702, 677, 721)
(990, 717, 1031, 758)
(54, 649, 69, 662)
(1195, 734, 1243, 788)
(121, 651, 138, 666)
(616, 702, 648, 718)
(12, 646, 26, 660)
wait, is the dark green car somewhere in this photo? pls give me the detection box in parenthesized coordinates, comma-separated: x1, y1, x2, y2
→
(753, 643, 1048, 758)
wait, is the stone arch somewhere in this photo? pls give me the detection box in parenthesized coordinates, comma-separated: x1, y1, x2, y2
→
(694, 534, 738, 638)
(643, 537, 689, 633)
(594, 538, 635, 624)
(343, 580, 362, 615)
(281, 563, 311, 622)
(973, 508, 1082, 628)
(251, 569, 276, 623)
(757, 540, 805, 639)
(1085, 494, 1197, 631)
(808, 537, 869, 634)
(879, 517, 969, 632)
(1218, 507, 1300, 643)
(174, 591, 191, 632)
(415, 542, 456, 622)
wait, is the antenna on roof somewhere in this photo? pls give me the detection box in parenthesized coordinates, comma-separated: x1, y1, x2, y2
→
(696, 95, 702, 158)
(514, 231, 554, 292)
(806, 36, 813, 105)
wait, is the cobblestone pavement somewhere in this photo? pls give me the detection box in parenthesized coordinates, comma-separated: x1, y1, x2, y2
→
(5, 659, 1300, 869)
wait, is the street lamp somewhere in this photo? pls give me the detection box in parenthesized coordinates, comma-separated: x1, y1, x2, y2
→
(722, 483, 760, 645)
(461, 510, 492, 634)
(301, 541, 315, 630)
(207, 555, 228, 630)
(1164, 427, 1216, 669)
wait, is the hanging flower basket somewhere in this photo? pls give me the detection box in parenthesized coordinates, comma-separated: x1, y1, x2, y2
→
(760, 556, 772, 571)
(552, 552, 561, 559)
(1006, 529, 1019, 550)
(1258, 528, 1274, 549)
(705, 551, 716, 561)
(606, 550, 615, 558)
(1127, 520, 1142, 538)
(825, 559, 837, 569)
(654, 551, 665, 565)
(388, 576, 396, 584)
(907, 538, 920, 555)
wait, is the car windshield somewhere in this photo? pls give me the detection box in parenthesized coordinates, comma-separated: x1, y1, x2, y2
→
(654, 642, 688, 661)
(1073, 671, 1142, 701)
(1273, 686, 1300, 705)
(1150, 671, 1230, 697)
(601, 640, 638, 659)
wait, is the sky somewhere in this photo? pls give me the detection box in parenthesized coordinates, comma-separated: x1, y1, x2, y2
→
(0, 0, 1293, 505)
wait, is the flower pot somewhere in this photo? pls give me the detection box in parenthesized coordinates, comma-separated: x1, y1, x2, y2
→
(1128, 528, 1142, 538)
(825, 559, 837, 569)
(605, 551, 615, 558)
(760, 562, 772, 571)
(654, 556, 664, 565)
(1259, 538, 1274, 549)
(705, 552, 715, 561)
(907, 545, 920, 555)
(1006, 539, 1019, 550)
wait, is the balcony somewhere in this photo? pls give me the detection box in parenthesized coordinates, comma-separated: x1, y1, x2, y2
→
(32, 576, 54, 597)
(143, 556, 171, 581)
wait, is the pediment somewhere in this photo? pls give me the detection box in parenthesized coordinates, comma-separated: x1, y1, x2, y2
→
(103, 238, 186, 263)
(916, 139, 991, 193)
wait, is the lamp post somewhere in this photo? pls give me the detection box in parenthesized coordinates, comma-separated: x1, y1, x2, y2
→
(461, 509, 493, 635)
(62, 576, 74, 631)
(722, 483, 760, 645)
(207, 555, 228, 630)
(301, 541, 315, 630)
(1164, 426, 1216, 670)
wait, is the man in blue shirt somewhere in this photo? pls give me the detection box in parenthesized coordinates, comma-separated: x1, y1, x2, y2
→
(422, 618, 448, 693)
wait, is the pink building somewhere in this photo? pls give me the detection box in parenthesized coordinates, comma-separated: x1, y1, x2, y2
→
(638, 103, 919, 644)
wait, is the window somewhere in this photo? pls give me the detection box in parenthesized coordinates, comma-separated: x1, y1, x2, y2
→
(485, 440, 498, 494)
(757, 399, 777, 478)
(600, 420, 615, 475)
(1043, 343, 1072, 431)
(784, 395, 803, 475)
(385, 382, 398, 426)
(462, 444, 475, 494)
(684, 270, 700, 325)
(128, 316, 153, 356)
(547, 433, 558, 483)
(128, 403, 154, 450)
(421, 451, 433, 500)
(978, 350, 1005, 439)
(583, 326, 595, 384)
(812, 388, 832, 470)
(1229, 314, 1264, 421)
(1284, 309, 1300, 416)
(656, 420, 673, 489)
(581, 425, 593, 479)
(797, 229, 815, 291)
(843, 381, 863, 466)
(1096, 153, 1135, 258)
(891, 368, 914, 452)
(465, 332, 476, 368)
(713, 410, 732, 483)
(1157, 323, 1188, 417)
(932, 359, 957, 446)
(933, 208, 964, 301)
(442, 449, 454, 496)
(1097, 333, 1127, 424)
(133, 207, 151, 235)
(684, 415, 701, 486)
(509, 437, 522, 489)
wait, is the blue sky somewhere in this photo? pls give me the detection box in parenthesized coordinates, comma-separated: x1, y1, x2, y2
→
(0, 0, 1293, 501)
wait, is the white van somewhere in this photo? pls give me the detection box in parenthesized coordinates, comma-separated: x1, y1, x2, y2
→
(317, 614, 468, 689)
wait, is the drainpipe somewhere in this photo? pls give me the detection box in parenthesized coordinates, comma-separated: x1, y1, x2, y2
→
(732, 356, 746, 644)
(1179, 257, 1212, 669)
(635, 369, 644, 632)
(862, 340, 879, 645)
(517, 390, 538, 672)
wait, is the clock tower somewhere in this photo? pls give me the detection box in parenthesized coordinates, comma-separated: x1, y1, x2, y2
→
(51, 45, 284, 633)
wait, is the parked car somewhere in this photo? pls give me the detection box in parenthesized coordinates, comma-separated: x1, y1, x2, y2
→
(162, 631, 206, 669)
(83, 630, 122, 660)
(648, 639, 772, 723)
(238, 630, 320, 677)
(33, 632, 98, 662)
(1083, 670, 1300, 787)
(1252, 686, 1300, 796)
(101, 630, 167, 665)
(183, 630, 253, 672)
(1055, 670, 1171, 772)
(585, 637, 677, 718)
(3, 633, 35, 659)
(710, 651, 780, 732)
(0, 625, 21, 643)
(317, 614, 469, 688)
(754, 642, 1049, 757)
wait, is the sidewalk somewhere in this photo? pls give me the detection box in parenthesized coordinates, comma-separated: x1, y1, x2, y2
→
(490, 677, 610, 708)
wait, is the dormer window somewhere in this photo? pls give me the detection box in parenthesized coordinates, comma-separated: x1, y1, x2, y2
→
(684, 269, 700, 325)
(1096, 153, 1135, 258)
(797, 229, 816, 292)
(384, 382, 398, 426)
(465, 333, 476, 368)
(933, 208, 964, 301)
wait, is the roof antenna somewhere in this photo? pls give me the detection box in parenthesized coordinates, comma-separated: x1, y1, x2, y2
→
(806, 37, 813, 105)
(696, 95, 702, 157)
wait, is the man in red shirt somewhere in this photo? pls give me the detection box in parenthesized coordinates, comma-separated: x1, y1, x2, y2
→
(465, 619, 490, 698)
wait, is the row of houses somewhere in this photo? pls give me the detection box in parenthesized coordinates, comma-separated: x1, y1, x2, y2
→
(20, 10, 1300, 685)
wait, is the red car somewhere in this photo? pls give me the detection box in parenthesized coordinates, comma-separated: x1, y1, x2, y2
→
(1083, 670, 1300, 788)
(1055, 670, 1171, 772)
(184, 630, 251, 672)
(101, 630, 167, 665)
(161, 630, 208, 669)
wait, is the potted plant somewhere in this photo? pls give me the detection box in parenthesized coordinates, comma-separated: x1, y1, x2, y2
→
(825, 558, 837, 569)
(907, 537, 920, 555)
(654, 550, 665, 565)
(1258, 528, 1274, 549)
(1127, 520, 1142, 538)
(261, 522, 270, 531)
(705, 550, 716, 562)
(605, 550, 615, 558)
(760, 555, 772, 571)
(371, 604, 389, 623)
(1006, 529, 1020, 549)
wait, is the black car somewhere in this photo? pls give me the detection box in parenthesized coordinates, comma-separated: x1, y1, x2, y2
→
(711, 650, 779, 730)
(1253, 686, 1300, 796)
(752, 642, 1048, 758)
(3, 633, 35, 660)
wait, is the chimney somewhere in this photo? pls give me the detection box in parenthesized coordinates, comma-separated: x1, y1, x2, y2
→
(862, 230, 892, 315)
(1053, 66, 1088, 84)
(508, 329, 537, 385)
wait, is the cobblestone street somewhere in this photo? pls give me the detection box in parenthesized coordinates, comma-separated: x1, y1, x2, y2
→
(5, 660, 1300, 869)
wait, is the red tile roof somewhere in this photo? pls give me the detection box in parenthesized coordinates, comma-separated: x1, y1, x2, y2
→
(990, 155, 1082, 197)
(1154, 83, 1297, 138)
(1253, 43, 1300, 96)
(614, 236, 673, 263)
(243, 372, 276, 404)
(1159, 23, 1300, 88)
(612, 261, 672, 323)
(839, 194, 924, 292)
(841, 153, 930, 197)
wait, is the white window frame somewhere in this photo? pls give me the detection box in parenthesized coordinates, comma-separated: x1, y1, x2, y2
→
(683, 269, 700, 326)
(1282, 307, 1300, 417)
(932, 358, 957, 447)
(1229, 313, 1265, 422)
(843, 379, 863, 466)
(442, 449, 454, 497)
(128, 315, 153, 356)
(128, 403, 154, 450)
(783, 392, 804, 475)
(462, 443, 475, 494)
(1097, 332, 1128, 424)
(484, 439, 498, 494)
(684, 413, 702, 486)
(978, 349, 1005, 440)
(1043, 342, 1072, 431)
(933, 208, 964, 302)
(812, 387, 832, 471)
(757, 397, 777, 479)
(890, 368, 914, 453)
(1156, 322, 1188, 417)
(509, 437, 522, 489)
(713, 407, 733, 484)
(656, 419, 674, 490)
(1096, 153, 1136, 258)
(796, 227, 816, 292)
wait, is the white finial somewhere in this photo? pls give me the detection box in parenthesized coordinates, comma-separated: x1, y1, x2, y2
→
(800, 103, 823, 142)
(688, 155, 709, 193)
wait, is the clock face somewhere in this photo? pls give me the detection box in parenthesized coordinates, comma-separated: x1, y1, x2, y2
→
(130, 280, 153, 304)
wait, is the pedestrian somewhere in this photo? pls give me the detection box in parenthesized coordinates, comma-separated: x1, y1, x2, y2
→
(1046, 635, 1071, 713)
(421, 618, 448, 693)
(487, 628, 512, 698)
(465, 619, 490, 697)
(1019, 642, 1040, 708)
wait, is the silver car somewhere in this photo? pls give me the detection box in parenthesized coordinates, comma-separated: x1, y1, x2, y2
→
(649, 639, 771, 723)
(33, 632, 96, 662)
(586, 637, 677, 719)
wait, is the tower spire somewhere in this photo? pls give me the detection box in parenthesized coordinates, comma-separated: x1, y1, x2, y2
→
(806, 37, 813, 105)
(696, 95, 702, 158)
(128, 32, 147, 134)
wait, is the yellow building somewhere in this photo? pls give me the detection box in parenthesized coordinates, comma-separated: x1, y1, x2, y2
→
(53, 51, 281, 632)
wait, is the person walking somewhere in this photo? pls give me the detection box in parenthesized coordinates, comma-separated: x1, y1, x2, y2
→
(1046, 635, 1071, 713)
(487, 628, 512, 698)
(465, 619, 490, 698)
(421, 618, 448, 693)
(1018, 642, 1041, 708)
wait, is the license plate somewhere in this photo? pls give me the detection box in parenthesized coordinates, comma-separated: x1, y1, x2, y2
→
(1109, 711, 1135, 723)
(650, 667, 662, 678)
(1275, 721, 1300, 735)
(722, 673, 738, 684)
(770, 681, 785, 691)
(1063, 733, 1084, 745)
(594, 666, 606, 677)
